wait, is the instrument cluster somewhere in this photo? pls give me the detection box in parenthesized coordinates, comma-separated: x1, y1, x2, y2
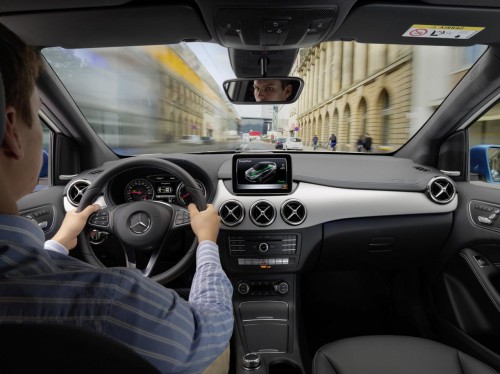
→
(108, 168, 208, 207)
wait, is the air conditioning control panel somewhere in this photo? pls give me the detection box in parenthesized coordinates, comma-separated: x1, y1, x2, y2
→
(226, 233, 301, 271)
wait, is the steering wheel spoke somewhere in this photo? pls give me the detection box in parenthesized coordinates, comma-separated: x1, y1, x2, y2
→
(122, 245, 161, 277)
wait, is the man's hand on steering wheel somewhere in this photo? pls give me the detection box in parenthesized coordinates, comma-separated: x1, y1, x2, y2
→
(51, 204, 101, 250)
(187, 203, 220, 243)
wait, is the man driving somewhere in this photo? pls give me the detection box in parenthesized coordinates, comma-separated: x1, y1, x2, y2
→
(0, 23, 233, 374)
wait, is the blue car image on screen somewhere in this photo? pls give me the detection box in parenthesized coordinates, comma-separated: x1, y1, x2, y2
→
(244, 161, 277, 183)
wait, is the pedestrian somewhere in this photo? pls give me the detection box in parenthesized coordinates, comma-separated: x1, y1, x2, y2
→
(357, 135, 364, 152)
(329, 133, 337, 151)
(312, 134, 318, 150)
(363, 133, 373, 152)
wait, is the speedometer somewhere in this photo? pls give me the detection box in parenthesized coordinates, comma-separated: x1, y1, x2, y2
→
(176, 180, 206, 206)
(124, 179, 155, 202)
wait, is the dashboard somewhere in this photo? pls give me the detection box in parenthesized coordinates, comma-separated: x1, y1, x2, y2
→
(61, 153, 459, 271)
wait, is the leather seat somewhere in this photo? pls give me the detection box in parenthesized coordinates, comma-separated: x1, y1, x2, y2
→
(313, 335, 498, 374)
(0, 323, 160, 373)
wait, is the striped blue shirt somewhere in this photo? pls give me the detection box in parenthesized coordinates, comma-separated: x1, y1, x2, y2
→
(0, 214, 233, 374)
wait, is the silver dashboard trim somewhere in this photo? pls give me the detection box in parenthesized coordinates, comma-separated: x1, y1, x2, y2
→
(212, 180, 457, 230)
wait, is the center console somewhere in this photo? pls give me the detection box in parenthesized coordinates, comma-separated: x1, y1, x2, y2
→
(229, 272, 304, 374)
(222, 229, 305, 370)
(218, 154, 322, 374)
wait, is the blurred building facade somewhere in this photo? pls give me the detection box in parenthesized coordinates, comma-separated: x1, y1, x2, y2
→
(44, 44, 239, 148)
(292, 41, 486, 151)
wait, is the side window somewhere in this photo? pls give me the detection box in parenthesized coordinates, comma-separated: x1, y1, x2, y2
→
(35, 122, 51, 191)
(469, 101, 500, 184)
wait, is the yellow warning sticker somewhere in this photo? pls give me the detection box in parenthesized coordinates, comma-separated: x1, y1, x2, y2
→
(403, 24, 484, 39)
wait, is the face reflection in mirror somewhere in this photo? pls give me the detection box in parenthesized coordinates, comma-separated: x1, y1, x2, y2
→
(253, 79, 293, 102)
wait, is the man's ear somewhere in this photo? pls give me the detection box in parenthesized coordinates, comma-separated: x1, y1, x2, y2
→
(284, 84, 293, 99)
(1, 106, 23, 160)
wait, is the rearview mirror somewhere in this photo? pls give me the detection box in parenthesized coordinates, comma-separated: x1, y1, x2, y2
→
(223, 77, 303, 104)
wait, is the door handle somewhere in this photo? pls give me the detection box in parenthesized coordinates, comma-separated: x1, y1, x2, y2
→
(460, 248, 500, 312)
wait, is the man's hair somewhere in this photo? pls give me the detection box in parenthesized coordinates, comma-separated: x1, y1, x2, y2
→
(280, 80, 294, 101)
(280, 80, 292, 89)
(0, 23, 43, 125)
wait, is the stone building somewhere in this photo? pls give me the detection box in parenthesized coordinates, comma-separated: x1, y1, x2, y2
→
(293, 41, 486, 152)
(294, 42, 413, 151)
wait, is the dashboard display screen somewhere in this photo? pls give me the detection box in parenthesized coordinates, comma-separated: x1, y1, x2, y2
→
(232, 154, 292, 194)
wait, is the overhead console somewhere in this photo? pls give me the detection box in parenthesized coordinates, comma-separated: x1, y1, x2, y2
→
(214, 5, 338, 49)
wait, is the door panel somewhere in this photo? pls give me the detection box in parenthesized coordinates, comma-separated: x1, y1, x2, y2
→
(18, 186, 66, 240)
(432, 180, 500, 370)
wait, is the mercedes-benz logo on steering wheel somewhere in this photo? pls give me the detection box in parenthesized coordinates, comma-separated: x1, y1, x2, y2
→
(129, 212, 151, 234)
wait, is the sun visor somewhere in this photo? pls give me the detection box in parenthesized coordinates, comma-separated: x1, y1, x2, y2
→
(0, 4, 211, 48)
(0, 0, 128, 13)
(332, 3, 500, 46)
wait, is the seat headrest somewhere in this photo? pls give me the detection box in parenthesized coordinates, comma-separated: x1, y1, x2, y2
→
(0, 72, 5, 144)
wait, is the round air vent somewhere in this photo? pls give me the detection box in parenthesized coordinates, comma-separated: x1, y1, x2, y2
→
(249, 200, 276, 227)
(426, 176, 456, 204)
(281, 199, 307, 226)
(219, 200, 245, 227)
(67, 180, 91, 206)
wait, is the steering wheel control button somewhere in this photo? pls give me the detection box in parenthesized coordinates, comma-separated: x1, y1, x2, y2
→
(89, 210, 109, 227)
(175, 209, 191, 226)
(128, 212, 151, 234)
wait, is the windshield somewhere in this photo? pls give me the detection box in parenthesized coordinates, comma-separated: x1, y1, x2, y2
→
(42, 42, 486, 155)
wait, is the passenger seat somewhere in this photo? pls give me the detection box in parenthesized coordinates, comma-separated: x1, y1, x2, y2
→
(313, 335, 498, 374)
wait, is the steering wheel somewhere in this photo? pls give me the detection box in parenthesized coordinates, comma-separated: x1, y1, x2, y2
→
(76, 157, 207, 284)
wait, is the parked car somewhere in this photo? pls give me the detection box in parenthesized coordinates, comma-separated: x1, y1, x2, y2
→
(5, 1, 500, 374)
(275, 137, 286, 149)
(201, 136, 214, 145)
(283, 137, 303, 151)
(179, 135, 202, 145)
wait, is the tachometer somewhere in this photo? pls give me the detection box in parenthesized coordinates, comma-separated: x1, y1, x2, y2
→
(176, 180, 206, 206)
(124, 179, 155, 202)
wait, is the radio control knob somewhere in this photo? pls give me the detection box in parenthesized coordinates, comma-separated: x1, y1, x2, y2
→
(238, 282, 250, 295)
(258, 242, 269, 252)
(276, 281, 289, 295)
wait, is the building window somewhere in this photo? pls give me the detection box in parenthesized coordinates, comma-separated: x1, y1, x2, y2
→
(379, 90, 391, 145)
(345, 104, 351, 145)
